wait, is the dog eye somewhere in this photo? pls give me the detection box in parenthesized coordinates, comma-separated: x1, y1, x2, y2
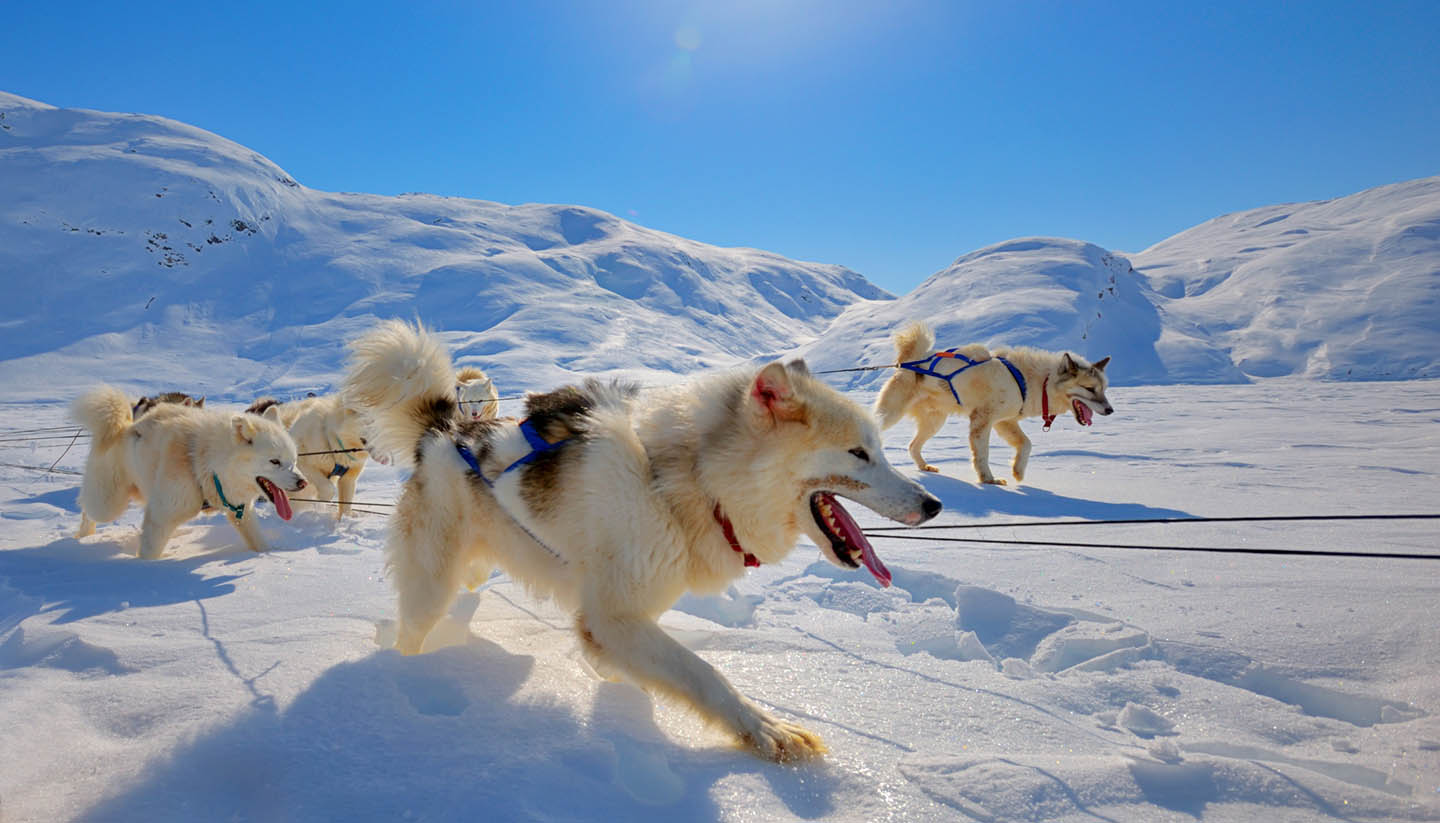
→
(270, 459, 281, 466)
(848, 447, 870, 463)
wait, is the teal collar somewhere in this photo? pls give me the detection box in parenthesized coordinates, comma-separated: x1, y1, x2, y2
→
(212, 473, 246, 521)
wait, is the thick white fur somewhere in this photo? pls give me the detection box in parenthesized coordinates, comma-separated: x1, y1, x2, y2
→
(346, 320, 941, 761)
(874, 323, 1113, 484)
(73, 386, 307, 558)
(259, 394, 372, 519)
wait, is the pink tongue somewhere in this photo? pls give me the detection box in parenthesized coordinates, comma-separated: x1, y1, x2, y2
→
(263, 478, 294, 521)
(822, 493, 892, 588)
(1074, 399, 1093, 426)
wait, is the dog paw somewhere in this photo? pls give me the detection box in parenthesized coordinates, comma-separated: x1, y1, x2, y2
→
(740, 716, 828, 762)
(921, 465, 939, 473)
(981, 478, 1006, 486)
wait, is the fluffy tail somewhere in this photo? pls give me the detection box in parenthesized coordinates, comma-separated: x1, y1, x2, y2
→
(872, 323, 935, 429)
(344, 320, 458, 467)
(72, 385, 134, 447)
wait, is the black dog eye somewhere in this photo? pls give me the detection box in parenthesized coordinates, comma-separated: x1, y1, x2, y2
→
(848, 447, 870, 463)
(270, 459, 282, 466)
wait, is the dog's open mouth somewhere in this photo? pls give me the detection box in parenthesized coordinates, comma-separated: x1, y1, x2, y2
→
(257, 476, 294, 521)
(810, 492, 891, 587)
(1072, 398, 1094, 426)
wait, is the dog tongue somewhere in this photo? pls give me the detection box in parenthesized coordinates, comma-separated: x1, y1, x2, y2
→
(822, 492, 892, 588)
(261, 478, 294, 521)
(1074, 399, 1093, 426)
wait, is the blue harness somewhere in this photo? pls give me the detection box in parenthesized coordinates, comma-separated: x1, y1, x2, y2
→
(453, 419, 570, 489)
(899, 349, 1028, 406)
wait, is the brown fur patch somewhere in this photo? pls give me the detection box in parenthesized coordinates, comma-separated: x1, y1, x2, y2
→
(806, 474, 869, 494)
(244, 397, 282, 416)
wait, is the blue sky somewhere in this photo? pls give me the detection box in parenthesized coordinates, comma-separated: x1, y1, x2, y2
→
(5, 0, 1438, 293)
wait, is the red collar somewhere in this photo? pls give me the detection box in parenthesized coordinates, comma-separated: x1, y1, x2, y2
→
(1041, 376, 1056, 431)
(713, 504, 760, 567)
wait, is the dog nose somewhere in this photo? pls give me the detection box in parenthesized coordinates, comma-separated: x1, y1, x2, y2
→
(920, 496, 942, 521)
(295, 477, 307, 490)
(1101, 406, 1114, 415)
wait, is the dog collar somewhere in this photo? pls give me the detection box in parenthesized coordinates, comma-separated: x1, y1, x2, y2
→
(211, 473, 246, 521)
(713, 504, 760, 568)
(1041, 377, 1056, 431)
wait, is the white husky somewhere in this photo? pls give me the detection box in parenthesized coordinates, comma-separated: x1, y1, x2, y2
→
(246, 394, 373, 519)
(73, 386, 307, 559)
(455, 365, 500, 421)
(874, 323, 1114, 484)
(346, 320, 941, 761)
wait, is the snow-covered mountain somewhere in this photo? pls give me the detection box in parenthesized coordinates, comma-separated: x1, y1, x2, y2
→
(0, 91, 886, 402)
(2, 91, 1438, 397)
(1131, 176, 1440, 381)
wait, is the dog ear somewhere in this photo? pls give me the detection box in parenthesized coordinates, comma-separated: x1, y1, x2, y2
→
(1060, 353, 1079, 376)
(1092, 356, 1110, 372)
(195, 396, 205, 407)
(751, 362, 806, 425)
(232, 414, 257, 445)
(261, 405, 283, 424)
(785, 358, 811, 377)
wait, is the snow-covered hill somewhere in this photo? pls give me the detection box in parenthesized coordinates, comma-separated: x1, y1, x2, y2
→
(797, 238, 1176, 388)
(1132, 176, 1440, 382)
(0, 91, 886, 402)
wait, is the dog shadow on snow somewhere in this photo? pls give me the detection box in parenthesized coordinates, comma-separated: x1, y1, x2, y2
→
(0, 490, 361, 627)
(76, 632, 845, 822)
(915, 473, 1194, 522)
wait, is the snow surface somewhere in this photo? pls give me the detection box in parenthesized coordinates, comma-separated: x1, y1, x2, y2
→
(2, 383, 1438, 822)
(3, 92, 1440, 821)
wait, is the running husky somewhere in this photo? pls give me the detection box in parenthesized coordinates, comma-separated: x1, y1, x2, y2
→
(73, 386, 307, 559)
(346, 320, 941, 761)
(455, 365, 500, 421)
(874, 323, 1113, 485)
(246, 393, 373, 519)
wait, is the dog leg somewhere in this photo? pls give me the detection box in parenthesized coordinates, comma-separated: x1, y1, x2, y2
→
(77, 513, 96, 539)
(230, 506, 269, 553)
(335, 471, 358, 520)
(138, 507, 185, 560)
(577, 611, 827, 762)
(390, 514, 469, 655)
(309, 473, 337, 513)
(907, 413, 947, 473)
(994, 420, 1031, 483)
(968, 414, 1003, 485)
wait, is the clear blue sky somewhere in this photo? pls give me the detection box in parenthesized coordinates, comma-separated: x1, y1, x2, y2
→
(5, 0, 1438, 293)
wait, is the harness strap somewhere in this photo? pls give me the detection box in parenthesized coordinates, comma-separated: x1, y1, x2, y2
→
(1041, 377, 1055, 431)
(713, 504, 760, 567)
(898, 349, 1028, 404)
(211, 474, 245, 521)
(329, 435, 353, 478)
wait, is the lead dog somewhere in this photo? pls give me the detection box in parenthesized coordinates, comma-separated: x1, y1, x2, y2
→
(874, 323, 1114, 484)
(74, 386, 307, 558)
(346, 320, 941, 761)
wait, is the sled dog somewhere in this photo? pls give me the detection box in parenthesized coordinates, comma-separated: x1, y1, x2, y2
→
(132, 391, 204, 418)
(874, 323, 1113, 484)
(74, 386, 306, 558)
(346, 320, 941, 761)
(455, 365, 500, 421)
(246, 393, 373, 519)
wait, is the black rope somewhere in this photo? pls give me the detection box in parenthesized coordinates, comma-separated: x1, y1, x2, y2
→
(457, 393, 528, 406)
(863, 531, 1440, 561)
(0, 433, 92, 444)
(297, 447, 369, 457)
(865, 513, 1440, 531)
(47, 428, 82, 473)
(289, 496, 395, 508)
(813, 364, 899, 375)
(0, 460, 84, 477)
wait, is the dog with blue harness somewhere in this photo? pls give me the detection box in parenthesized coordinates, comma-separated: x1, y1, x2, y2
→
(875, 322, 1114, 485)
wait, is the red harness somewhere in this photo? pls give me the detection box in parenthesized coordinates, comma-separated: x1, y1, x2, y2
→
(713, 504, 760, 567)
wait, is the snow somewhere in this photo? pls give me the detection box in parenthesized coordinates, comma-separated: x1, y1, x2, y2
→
(3, 93, 1440, 821)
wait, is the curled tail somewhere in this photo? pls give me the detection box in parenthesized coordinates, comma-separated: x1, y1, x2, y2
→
(872, 323, 935, 429)
(344, 320, 458, 467)
(72, 385, 134, 447)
